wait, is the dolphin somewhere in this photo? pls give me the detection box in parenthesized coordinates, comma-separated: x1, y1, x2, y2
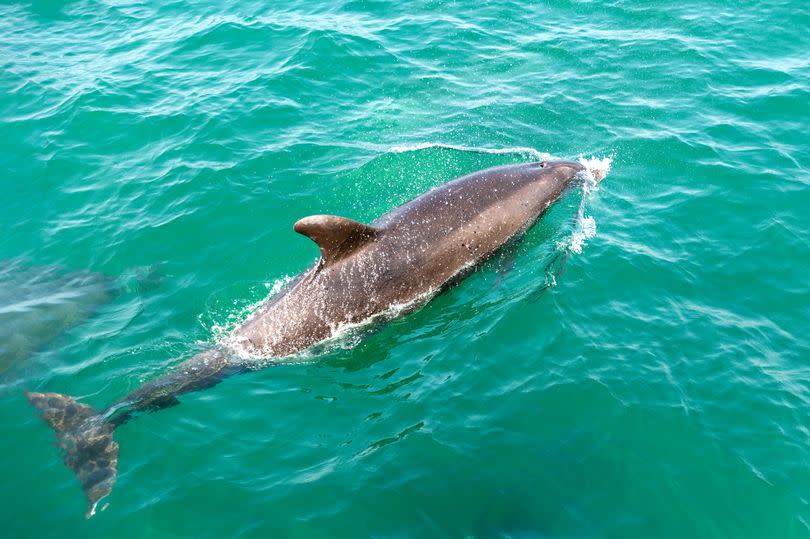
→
(27, 159, 593, 516)
(0, 262, 114, 375)
(1, 260, 161, 377)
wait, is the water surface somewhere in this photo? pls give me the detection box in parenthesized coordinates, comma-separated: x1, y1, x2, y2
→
(1, 1, 809, 537)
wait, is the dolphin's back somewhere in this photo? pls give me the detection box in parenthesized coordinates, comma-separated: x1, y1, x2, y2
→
(373, 161, 558, 231)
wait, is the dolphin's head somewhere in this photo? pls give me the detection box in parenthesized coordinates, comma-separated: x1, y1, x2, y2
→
(536, 159, 586, 183)
(490, 159, 588, 209)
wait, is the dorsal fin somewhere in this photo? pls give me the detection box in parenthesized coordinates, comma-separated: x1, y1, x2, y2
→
(294, 215, 378, 266)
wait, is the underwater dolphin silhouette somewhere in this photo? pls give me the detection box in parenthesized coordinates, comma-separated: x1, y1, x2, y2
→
(27, 159, 594, 516)
(0, 262, 114, 375)
(1, 261, 161, 377)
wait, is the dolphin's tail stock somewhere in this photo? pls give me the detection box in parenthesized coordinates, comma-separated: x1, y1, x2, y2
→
(26, 391, 118, 518)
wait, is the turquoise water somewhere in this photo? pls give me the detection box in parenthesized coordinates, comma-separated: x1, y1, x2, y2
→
(2, 0, 809, 536)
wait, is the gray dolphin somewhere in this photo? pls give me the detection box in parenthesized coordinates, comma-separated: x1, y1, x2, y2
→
(27, 159, 591, 516)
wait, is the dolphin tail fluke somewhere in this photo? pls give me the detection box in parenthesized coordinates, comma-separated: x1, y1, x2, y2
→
(26, 391, 118, 518)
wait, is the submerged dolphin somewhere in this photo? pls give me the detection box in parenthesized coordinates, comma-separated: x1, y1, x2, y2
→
(1, 261, 160, 376)
(28, 159, 593, 516)
(0, 262, 114, 375)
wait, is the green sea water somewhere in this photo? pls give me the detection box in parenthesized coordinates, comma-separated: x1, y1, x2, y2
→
(2, 0, 809, 537)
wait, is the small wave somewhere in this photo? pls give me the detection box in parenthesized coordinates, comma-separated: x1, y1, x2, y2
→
(387, 142, 553, 161)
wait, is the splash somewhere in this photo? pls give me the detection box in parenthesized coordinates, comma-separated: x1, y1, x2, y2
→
(539, 154, 613, 292)
(578, 154, 613, 183)
(565, 154, 612, 253)
(566, 215, 597, 255)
